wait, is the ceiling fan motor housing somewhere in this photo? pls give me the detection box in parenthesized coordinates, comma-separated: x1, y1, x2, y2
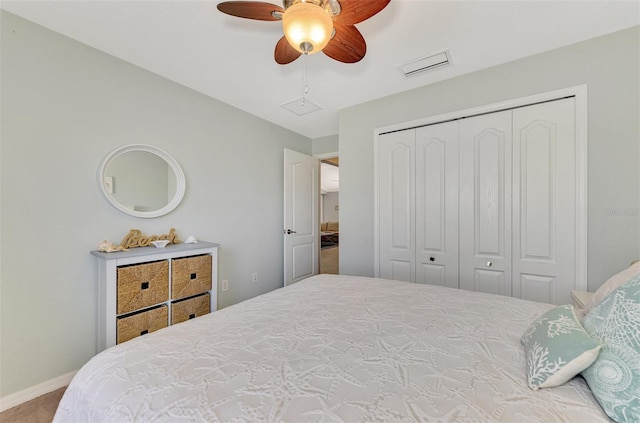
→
(284, 0, 340, 14)
(282, 0, 334, 54)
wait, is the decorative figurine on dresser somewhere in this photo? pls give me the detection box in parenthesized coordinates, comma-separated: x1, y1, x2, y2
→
(92, 228, 219, 352)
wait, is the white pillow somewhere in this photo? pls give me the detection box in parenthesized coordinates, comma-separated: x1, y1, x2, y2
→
(581, 261, 640, 315)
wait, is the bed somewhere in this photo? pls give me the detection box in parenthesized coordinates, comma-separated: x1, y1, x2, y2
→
(54, 274, 610, 422)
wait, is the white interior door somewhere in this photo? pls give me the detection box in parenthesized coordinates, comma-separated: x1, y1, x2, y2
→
(284, 149, 319, 286)
(459, 110, 513, 297)
(512, 98, 576, 304)
(415, 122, 459, 288)
(377, 130, 415, 282)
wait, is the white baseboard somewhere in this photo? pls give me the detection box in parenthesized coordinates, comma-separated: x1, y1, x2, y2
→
(0, 370, 76, 412)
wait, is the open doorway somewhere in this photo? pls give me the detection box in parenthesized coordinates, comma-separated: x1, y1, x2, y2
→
(320, 157, 339, 274)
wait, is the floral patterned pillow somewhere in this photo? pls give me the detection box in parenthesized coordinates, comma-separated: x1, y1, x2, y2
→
(581, 273, 640, 422)
(521, 304, 601, 390)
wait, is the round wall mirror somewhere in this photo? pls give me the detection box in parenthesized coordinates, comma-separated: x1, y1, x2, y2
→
(97, 145, 186, 218)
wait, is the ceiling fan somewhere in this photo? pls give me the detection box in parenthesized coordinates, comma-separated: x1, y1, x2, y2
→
(217, 0, 390, 65)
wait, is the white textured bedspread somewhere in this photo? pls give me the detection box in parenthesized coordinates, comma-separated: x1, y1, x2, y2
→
(54, 274, 609, 422)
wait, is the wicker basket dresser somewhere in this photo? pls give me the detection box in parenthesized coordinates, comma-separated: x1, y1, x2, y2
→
(91, 241, 219, 352)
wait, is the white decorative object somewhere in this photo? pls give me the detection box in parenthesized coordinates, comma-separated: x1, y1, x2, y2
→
(97, 144, 186, 218)
(151, 240, 170, 248)
(184, 235, 198, 244)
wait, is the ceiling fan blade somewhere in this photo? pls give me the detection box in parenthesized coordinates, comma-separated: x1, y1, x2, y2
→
(322, 24, 366, 64)
(275, 36, 302, 64)
(217, 1, 284, 21)
(333, 0, 390, 25)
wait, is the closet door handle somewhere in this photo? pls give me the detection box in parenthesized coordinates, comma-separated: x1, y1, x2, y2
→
(429, 257, 435, 262)
(486, 261, 492, 267)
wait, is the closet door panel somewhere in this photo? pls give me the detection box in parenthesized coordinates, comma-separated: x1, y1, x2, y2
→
(473, 269, 508, 296)
(415, 122, 459, 288)
(390, 260, 413, 282)
(378, 130, 415, 282)
(419, 264, 446, 286)
(519, 274, 555, 304)
(459, 111, 512, 296)
(512, 98, 576, 305)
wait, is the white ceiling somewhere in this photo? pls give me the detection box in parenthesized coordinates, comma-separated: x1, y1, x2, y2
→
(321, 162, 339, 193)
(2, 1, 639, 139)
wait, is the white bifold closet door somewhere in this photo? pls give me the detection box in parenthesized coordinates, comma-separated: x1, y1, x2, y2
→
(377, 97, 577, 304)
(378, 129, 415, 282)
(415, 122, 459, 287)
(512, 98, 576, 304)
(378, 121, 459, 288)
(458, 110, 513, 296)
(459, 99, 576, 304)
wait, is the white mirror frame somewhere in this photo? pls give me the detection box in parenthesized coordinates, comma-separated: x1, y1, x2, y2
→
(97, 144, 186, 218)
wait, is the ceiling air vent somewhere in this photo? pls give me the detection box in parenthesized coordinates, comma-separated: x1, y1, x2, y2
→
(398, 50, 451, 78)
(281, 97, 321, 116)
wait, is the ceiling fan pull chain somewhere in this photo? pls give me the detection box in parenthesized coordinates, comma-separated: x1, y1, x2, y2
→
(300, 54, 309, 107)
(304, 55, 309, 94)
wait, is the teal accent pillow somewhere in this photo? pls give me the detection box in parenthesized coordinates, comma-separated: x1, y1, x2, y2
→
(521, 304, 601, 390)
(581, 273, 640, 422)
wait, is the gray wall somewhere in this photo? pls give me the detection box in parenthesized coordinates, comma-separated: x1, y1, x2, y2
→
(322, 192, 339, 223)
(312, 134, 339, 156)
(339, 26, 640, 291)
(0, 11, 311, 397)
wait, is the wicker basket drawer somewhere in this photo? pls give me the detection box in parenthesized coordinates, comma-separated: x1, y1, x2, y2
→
(117, 261, 169, 314)
(116, 304, 168, 344)
(171, 255, 212, 300)
(171, 293, 210, 324)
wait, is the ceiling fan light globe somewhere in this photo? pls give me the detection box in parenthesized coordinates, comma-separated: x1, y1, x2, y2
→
(282, 2, 333, 54)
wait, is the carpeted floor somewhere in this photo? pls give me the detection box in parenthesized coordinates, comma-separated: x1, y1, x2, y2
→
(0, 387, 65, 423)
